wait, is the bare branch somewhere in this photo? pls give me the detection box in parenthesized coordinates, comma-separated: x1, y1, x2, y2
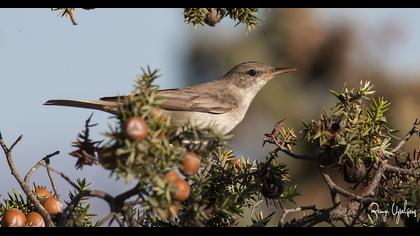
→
(283, 207, 333, 227)
(45, 163, 139, 227)
(112, 213, 125, 227)
(0, 133, 55, 227)
(114, 183, 141, 205)
(359, 158, 419, 199)
(45, 159, 61, 201)
(276, 146, 315, 162)
(360, 161, 387, 197)
(41, 164, 79, 189)
(58, 190, 84, 226)
(58, 188, 118, 226)
(10, 135, 23, 151)
(391, 118, 419, 153)
(384, 163, 419, 176)
(267, 134, 314, 161)
(43, 165, 109, 226)
(319, 165, 378, 203)
(279, 205, 317, 227)
(86, 190, 116, 208)
(24, 151, 60, 185)
(329, 189, 341, 206)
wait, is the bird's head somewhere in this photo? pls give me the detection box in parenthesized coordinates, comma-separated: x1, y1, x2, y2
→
(224, 61, 296, 89)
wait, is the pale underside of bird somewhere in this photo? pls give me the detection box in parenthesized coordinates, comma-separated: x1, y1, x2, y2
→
(44, 62, 296, 135)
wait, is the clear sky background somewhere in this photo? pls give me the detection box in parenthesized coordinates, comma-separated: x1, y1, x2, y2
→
(0, 8, 419, 223)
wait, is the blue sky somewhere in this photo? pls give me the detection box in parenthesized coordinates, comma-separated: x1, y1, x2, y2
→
(0, 8, 419, 222)
(0, 8, 190, 221)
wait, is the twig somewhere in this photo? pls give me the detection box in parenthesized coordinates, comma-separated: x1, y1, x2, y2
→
(41, 164, 79, 189)
(285, 203, 362, 227)
(112, 213, 125, 227)
(58, 190, 84, 226)
(279, 205, 317, 227)
(329, 189, 341, 206)
(24, 151, 60, 185)
(283, 207, 333, 227)
(114, 183, 141, 205)
(278, 147, 315, 162)
(391, 118, 419, 153)
(0, 133, 55, 227)
(359, 159, 419, 198)
(125, 199, 145, 207)
(86, 190, 116, 209)
(384, 163, 419, 176)
(41, 164, 87, 226)
(45, 163, 138, 226)
(9, 135, 23, 151)
(269, 135, 314, 162)
(46, 166, 112, 226)
(360, 161, 387, 197)
(58, 188, 118, 226)
(319, 165, 378, 203)
(45, 159, 61, 201)
(67, 9, 78, 25)
(95, 213, 114, 227)
(55, 8, 78, 25)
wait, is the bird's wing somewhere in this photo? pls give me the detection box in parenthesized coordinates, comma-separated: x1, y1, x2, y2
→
(100, 87, 238, 114)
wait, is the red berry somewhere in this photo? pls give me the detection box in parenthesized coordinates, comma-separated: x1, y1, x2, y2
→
(26, 212, 45, 227)
(42, 197, 63, 215)
(172, 179, 190, 202)
(1, 208, 26, 227)
(182, 152, 200, 175)
(164, 170, 181, 183)
(34, 187, 52, 202)
(125, 117, 148, 141)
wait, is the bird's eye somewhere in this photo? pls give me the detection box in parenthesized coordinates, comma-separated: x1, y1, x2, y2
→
(248, 69, 257, 76)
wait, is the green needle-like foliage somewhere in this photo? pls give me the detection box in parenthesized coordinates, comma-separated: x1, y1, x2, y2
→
(303, 81, 396, 166)
(184, 8, 260, 31)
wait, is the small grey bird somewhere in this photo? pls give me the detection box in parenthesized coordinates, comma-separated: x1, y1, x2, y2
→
(44, 62, 296, 135)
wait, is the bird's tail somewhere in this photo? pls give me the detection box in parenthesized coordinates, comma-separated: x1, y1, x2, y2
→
(44, 99, 119, 114)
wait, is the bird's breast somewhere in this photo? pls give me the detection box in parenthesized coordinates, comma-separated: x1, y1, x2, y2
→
(161, 109, 245, 135)
(159, 86, 259, 135)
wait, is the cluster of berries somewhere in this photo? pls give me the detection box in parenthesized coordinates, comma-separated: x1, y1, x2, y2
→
(1, 187, 62, 227)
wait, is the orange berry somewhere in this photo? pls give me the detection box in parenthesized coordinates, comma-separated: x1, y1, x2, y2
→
(34, 187, 52, 202)
(164, 170, 181, 183)
(172, 179, 190, 202)
(26, 212, 45, 227)
(182, 152, 200, 175)
(42, 197, 63, 215)
(1, 208, 26, 227)
(125, 117, 148, 141)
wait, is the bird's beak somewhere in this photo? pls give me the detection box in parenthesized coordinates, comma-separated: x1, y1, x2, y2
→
(271, 67, 297, 76)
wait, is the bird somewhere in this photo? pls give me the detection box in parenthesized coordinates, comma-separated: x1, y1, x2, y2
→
(44, 62, 296, 135)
